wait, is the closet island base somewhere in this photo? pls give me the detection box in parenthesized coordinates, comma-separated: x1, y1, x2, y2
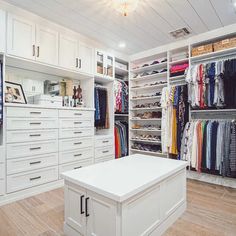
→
(62, 154, 187, 236)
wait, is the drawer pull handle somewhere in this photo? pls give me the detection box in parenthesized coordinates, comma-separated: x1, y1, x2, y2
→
(30, 147, 41, 151)
(74, 166, 82, 170)
(30, 176, 41, 181)
(74, 113, 82, 116)
(74, 131, 82, 134)
(74, 122, 82, 124)
(85, 197, 89, 217)
(74, 154, 82, 157)
(102, 140, 109, 143)
(102, 150, 109, 153)
(29, 134, 41, 137)
(30, 161, 41, 165)
(74, 142, 82, 145)
(80, 195, 85, 214)
(30, 122, 42, 125)
(30, 112, 41, 114)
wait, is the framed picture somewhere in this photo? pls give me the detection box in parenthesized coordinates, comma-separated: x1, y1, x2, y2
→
(5, 81, 27, 104)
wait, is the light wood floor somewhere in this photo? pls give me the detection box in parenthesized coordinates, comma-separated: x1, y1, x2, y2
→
(0, 180, 235, 236)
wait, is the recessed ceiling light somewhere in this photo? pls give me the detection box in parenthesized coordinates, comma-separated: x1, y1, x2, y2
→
(233, 0, 236, 7)
(119, 42, 126, 48)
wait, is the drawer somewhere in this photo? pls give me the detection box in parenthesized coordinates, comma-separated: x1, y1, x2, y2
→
(95, 135, 114, 148)
(7, 153, 58, 175)
(7, 107, 58, 118)
(7, 140, 58, 159)
(7, 129, 58, 143)
(59, 128, 94, 139)
(7, 118, 58, 130)
(7, 166, 59, 193)
(59, 119, 93, 129)
(0, 146, 4, 163)
(59, 159, 93, 179)
(95, 155, 114, 164)
(59, 110, 93, 119)
(0, 180, 4, 196)
(95, 146, 114, 159)
(0, 163, 5, 179)
(59, 148, 93, 164)
(59, 137, 93, 152)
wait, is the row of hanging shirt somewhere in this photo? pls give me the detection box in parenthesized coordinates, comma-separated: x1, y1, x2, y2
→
(181, 119, 236, 178)
(186, 58, 236, 109)
(114, 79, 128, 114)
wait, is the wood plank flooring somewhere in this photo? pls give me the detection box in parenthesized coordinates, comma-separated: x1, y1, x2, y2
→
(0, 180, 235, 236)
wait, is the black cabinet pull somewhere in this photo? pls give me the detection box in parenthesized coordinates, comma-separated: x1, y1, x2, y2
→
(30, 147, 41, 151)
(85, 197, 89, 217)
(80, 195, 85, 214)
(37, 46, 40, 57)
(74, 166, 82, 169)
(102, 150, 109, 154)
(74, 122, 82, 124)
(74, 142, 82, 145)
(30, 176, 41, 181)
(79, 59, 82, 69)
(29, 134, 41, 137)
(74, 154, 82, 157)
(30, 111, 41, 114)
(74, 131, 82, 134)
(32, 45, 35, 56)
(76, 58, 79, 68)
(30, 161, 41, 165)
(102, 140, 109, 143)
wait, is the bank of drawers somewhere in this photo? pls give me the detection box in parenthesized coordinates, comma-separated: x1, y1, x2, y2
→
(6, 107, 59, 193)
(0, 146, 5, 195)
(59, 109, 94, 176)
(94, 135, 114, 163)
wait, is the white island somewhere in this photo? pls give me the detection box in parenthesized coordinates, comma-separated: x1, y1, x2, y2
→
(61, 154, 187, 236)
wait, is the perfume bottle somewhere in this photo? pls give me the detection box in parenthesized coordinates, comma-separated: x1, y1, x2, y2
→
(73, 86, 77, 107)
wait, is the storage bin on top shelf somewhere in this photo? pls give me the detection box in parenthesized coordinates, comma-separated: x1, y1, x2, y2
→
(191, 43, 213, 57)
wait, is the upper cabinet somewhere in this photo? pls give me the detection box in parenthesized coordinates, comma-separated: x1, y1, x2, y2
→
(59, 34, 94, 75)
(95, 50, 114, 80)
(35, 25, 59, 65)
(7, 14, 35, 60)
(0, 9, 6, 53)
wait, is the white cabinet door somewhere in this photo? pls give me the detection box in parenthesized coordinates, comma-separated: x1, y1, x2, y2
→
(86, 190, 117, 236)
(95, 50, 105, 77)
(36, 25, 59, 65)
(59, 34, 78, 70)
(7, 13, 35, 60)
(105, 54, 114, 79)
(64, 184, 86, 235)
(0, 9, 6, 53)
(78, 42, 94, 74)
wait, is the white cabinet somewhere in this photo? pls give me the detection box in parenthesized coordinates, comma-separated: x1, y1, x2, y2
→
(0, 9, 6, 53)
(64, 183, 117, 236)
(7, 13, 59, 66)
(95, 50, 114, 79)
(7, 13, 35, 60)
(59, 34, 78, 70)
(36, 25, 59, 65)
(59, 34, 94, 74)
(78, 42, 94, 74)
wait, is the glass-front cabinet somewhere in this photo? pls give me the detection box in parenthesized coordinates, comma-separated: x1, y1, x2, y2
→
(95, 49, 114, 80)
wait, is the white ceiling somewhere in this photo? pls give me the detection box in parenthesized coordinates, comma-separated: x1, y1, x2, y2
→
(3, 0, 236, 55)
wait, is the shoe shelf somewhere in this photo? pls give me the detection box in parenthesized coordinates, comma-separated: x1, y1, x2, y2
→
(131, 83, 167, 91)
(130, 149, 167, 157)
(130, 72, 167, 82)
(130, 139, 161, 144)
(131, 61, 167, 74)
(130, 118, 162, 121)
(130, 128, 162, 132)
(130, 95, 161, 101)
(130, 106, 161, 111)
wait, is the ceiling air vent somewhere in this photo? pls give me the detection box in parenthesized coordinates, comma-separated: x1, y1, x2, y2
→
(169, 27, 191, 39)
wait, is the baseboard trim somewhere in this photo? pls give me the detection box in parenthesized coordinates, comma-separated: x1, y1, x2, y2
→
(0, 179, 64, 206)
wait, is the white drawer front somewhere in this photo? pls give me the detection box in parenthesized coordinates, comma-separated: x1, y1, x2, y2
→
(0, 146, 4, 163)
(95, 135, 114, 148)
(7, 129, 58, 143)
(0, 180, 4, 196)
(59, 119, 92, 129)
(59, 159, 93, 179)
(7, 140, 58, 159)
(59, 148, 93, 164)
(7, 153, 58, 175)
(0, 163, 5, 179)
(95, 146, 114, 159)
(59, 110, 93, 119)
(95, 155, 114, 164)
(7, 118, 58, 130)
(7, 166, 59, 193)
(59, 128, 93, 139)
(59, 137, 93, 152)
(7, 107, 58, 118)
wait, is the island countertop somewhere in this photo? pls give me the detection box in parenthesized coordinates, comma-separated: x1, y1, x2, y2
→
(61, 154, 187, 202)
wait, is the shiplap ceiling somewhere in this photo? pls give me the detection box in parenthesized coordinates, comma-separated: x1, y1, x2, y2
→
(4, 0, 236, 54)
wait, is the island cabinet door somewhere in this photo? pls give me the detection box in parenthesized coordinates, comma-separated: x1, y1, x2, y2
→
(64, 183, 87, 235)
(86, 190, 118, 236)
(121, 184, 162, 236)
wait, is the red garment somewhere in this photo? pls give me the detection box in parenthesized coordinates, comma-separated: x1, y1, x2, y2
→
(170, 63, 189, 73)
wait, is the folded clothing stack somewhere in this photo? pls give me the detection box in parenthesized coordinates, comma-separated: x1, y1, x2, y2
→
(170, 63, 189, 77)
(171, 52, 188, 62)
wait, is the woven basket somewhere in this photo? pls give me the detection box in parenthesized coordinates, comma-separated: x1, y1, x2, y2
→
(214, 37, 236, 52)
(191, 43, 213, 57)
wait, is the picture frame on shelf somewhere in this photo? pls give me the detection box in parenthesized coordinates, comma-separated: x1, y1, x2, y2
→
(5, 81, 27, 104)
